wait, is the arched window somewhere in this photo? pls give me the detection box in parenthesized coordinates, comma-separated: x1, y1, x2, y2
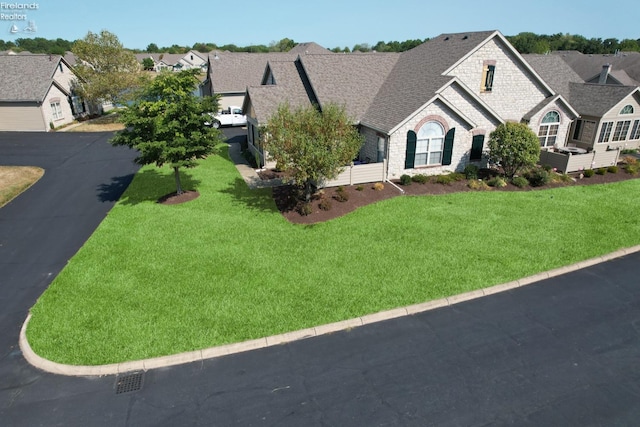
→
(620, 105, 634, 115)
(538, 111, 560, 147)
(416, 121, 445, 166)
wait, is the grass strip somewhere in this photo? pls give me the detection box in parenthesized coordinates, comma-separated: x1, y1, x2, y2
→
(0, 166, 44, 207)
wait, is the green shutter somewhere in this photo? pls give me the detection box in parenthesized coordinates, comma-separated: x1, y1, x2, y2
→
(405, 130, 417, 169)
(442, 128, 455, 165)
(470, 134, 484, 161)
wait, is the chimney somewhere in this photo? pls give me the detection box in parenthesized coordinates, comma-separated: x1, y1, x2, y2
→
(598, 64, 611, 85)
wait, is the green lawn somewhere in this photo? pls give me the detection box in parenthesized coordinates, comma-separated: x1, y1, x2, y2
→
(26, 146, 640, 365)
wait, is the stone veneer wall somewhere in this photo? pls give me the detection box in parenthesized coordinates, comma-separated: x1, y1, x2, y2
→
(450, 38, 549, 122)
(386, 100, 472, 179)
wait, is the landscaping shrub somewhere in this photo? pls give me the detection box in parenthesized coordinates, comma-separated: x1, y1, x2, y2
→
(312, 189, 325, 199)
(434, 174, 454, 185)
(511, 176, 529, 188)
(526, 168, 551, 187)
(487, 122, 540, 178)
(487, 176, 507, 188)
(607, 165, 619, 174)
(463, 164, 479, 180)
(356, 185, 364, 191)
(596, 167, 607, 175)
(373, 182, 384, 191)
(333, 186, 349, 202)
(550, 172, 573, 184)
(624, 163, 639, 175)
(450, 172, 466, 181)
(583, 169, 595, 177)
(468, 180, 490, 190)
(318, 198, 332, 211)
(297, 202, 312, 216)
(411, 174, 429, 184)
(400, 174, 412, 186)
(623, 155, 637, 165)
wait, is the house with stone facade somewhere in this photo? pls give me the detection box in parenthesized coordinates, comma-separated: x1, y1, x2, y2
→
(525, 54, 640, 155)
(0, 54, 86, 131)
(243, 30, 581, 181)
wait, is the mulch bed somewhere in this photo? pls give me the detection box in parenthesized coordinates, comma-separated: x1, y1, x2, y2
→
(269, 168, 639, 224)
(158, 190, 200, 205)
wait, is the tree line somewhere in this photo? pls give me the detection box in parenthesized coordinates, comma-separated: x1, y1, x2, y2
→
(2, 33, 639, 55)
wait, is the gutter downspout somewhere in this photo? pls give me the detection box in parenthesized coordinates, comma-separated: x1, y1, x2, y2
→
(381, 135, 405, 194)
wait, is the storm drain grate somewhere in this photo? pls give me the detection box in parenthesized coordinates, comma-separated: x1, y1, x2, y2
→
(115, 371, 144, 394)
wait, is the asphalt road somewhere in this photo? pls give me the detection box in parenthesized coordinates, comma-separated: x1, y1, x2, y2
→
(1, 131, 640, 426)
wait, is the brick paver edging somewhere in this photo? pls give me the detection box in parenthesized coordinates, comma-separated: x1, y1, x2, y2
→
(19, 245, 640, 377)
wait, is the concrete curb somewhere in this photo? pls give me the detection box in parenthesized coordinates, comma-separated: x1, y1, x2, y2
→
(19, 245, 640, 377)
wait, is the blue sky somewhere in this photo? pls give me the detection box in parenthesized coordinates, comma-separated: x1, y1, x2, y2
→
(2, 0, 638, 50)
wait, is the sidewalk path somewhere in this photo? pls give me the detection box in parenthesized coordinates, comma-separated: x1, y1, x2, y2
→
(226, 141, 283, 189)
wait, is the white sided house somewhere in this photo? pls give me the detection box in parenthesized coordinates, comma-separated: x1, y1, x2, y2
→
(242, 31, 580, 184)
(0, 55, 85, 131)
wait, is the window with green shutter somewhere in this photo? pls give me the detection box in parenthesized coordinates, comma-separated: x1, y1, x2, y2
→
(406, 122, 453, 168)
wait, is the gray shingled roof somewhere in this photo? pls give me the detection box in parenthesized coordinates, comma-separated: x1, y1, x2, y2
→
(209, 43, 333, 94)
(247, 60, 313, 123)
(300, 53, 400, 122)
(0, 54, 66, 102)
(209, 52, 299, 93)
(361, 30, 497, 133)
(522, 54, 584, 98)
(525, 53, 640, 118)
(554, 51, 640, 86)
(568, 83, 639, 117)
(288, 42, 332, 55)
(63, 51, 77, 66)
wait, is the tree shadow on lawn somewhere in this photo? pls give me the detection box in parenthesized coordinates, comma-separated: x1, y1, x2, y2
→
(219, 176, 280, 215)
(97, 173, 136, 203)
(99, 168, 201, 206)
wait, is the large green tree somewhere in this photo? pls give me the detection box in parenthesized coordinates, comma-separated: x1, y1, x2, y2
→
(111, 70, 223, 195)
(72, 30, 143, 105)
(262, 103, 364, 201)
(488, 122, 541, 179)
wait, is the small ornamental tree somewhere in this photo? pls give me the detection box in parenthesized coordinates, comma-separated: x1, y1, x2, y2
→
(142, 57, 155, 71)
(262, 103, 364, 201)
(72, 30, 144, 105)
(110, 69, 223, 196)
(488, 122, 541, 178)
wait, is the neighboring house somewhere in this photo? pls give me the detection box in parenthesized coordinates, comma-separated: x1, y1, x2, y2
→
(0, 54, 86, 131)
(243, 31, 580, 180)
(202, 42, 332, 110)
(525, 54, 640, 153)
(135, 50, 208, 73)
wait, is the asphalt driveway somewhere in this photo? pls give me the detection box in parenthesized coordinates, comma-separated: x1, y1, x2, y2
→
(0, 132, 140, 396)
(2, 130, 640, 426)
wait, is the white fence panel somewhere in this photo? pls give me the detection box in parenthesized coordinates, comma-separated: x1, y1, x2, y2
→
(321, 161, 386, 188)
(539, 149, 620, 173)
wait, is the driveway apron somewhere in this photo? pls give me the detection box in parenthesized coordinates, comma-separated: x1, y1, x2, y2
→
(0, 132, 140, 414)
